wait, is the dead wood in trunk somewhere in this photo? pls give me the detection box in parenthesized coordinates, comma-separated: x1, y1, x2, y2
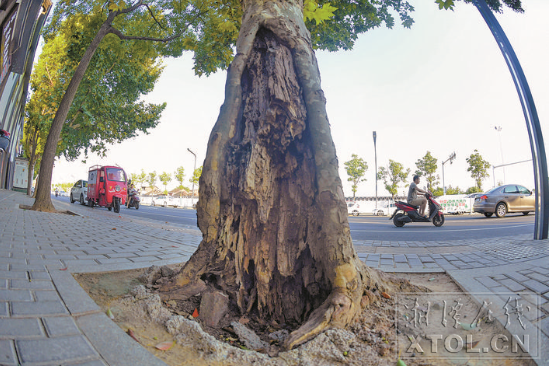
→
(161, 0, 404, 350)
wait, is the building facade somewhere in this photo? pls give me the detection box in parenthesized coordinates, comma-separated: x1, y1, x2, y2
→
(0, 0, 51, 189)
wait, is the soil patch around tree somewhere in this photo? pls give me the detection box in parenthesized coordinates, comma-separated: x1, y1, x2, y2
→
(19, 204, 78, 216)
(74, 268, 535, 366)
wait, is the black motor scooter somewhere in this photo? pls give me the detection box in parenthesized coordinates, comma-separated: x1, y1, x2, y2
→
(390, 193, 445, 227)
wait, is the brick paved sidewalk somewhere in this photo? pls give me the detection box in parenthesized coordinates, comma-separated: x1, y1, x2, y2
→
(0, 189, 547, 365)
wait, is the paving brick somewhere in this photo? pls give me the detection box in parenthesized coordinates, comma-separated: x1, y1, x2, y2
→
(526, 272, 549, 283)
(9, 263, 46, 271)
(476, 276, 501, 288)
(0, 289, 33, 301)
(34, 290, 61, 302)
(533, 267, 549, 275)
(506, 272, 530, 282)
(538, 316, 549, 337)
(522, 280, 549, 294)
(43, 316, 81, 337)
(28, 271, 52, 280)
(394, 255, 407, 263)
(10, 300, 69, 317)
(0, 302, 7, 317)
(9, 279, 54, 290)
(65, 360, 107, 366)
(16, 335, 98, 364)
(498, 279, 526, 292)
(0, 270, 28, 279)
(0, 340, 16, 365)
(0, 318, 44, 337)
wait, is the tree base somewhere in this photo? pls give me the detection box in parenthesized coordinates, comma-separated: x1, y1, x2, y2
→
(156, 264, 426, 350)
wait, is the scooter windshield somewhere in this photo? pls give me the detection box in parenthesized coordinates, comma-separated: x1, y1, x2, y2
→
(106, 168, 126, 182)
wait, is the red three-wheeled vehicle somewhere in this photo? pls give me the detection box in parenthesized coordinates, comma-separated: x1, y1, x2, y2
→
(86, 165, 127, 213)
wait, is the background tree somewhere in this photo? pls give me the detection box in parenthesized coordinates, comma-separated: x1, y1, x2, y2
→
(415, 151, 439, 191)
(466, 186, 483, 194)
(147, 171, 157, 191)
(188, 166, 202, 194)
(135, 169, 147, 190)
(159, 172, 172, 194)
(466, 149, 491, 191)
(175, 166, 186, 190)
(30, 0, 208, 212)
(378, 160, 410, 200)
(433, 185, 464, 196)
(344, 154, 368, 199)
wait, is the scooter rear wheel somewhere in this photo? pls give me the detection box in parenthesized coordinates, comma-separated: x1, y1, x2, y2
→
(114, 198, 120, 213)
(433, 213, 445, 227)
(393, 213, 405, 227)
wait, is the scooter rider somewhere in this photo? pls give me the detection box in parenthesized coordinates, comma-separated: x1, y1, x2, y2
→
(127, 183, 137, 207)
(407, 175, 429, 218)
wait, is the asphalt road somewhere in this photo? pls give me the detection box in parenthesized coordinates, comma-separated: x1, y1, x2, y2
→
(54, 196, 535, 241)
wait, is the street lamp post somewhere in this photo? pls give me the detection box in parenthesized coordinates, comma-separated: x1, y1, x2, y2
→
(494, 126, 506, 184)
(373, 131, 377, 209)
(442, 152, 456, 195)
(187, 148, 196, 207)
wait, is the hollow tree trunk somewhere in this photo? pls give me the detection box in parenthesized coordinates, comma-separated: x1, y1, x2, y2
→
(164, 0, 389, 349)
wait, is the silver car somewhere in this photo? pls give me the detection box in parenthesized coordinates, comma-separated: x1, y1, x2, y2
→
(473, 184, 535, 218)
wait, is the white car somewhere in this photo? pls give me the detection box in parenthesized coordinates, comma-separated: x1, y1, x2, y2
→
(372, 203, 396, 216)
(152, 195, 173, 207)
(347, 202, 371, 216)
(70, 180, 88, 205)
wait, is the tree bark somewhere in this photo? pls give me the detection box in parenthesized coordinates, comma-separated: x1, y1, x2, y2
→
(163, 0, 392, 350)
(31, 14, 115, 212)
(26, 127, 38, 196)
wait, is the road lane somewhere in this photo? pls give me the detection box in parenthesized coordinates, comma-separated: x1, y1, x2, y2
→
(54, 196, 535, 241)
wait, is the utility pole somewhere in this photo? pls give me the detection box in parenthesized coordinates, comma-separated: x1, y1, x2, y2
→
(442, 152, 456, 195)
(187, 148, 196, 207)
(494, 126, 506, 183)
(373, 131, 377, 208)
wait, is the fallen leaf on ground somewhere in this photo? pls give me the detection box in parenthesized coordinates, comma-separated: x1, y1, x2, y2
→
(59, 267, 68, 271)
(106, 308, 114, 320)
(192, 308, 199, 318)
(239, 316, 250, 325)
(381, 292, 391, 299)
(155, 340, 175, 351)
(428, 278, 435, 281)
(112, 228, 116, 230)
(127, 329, 140, 343)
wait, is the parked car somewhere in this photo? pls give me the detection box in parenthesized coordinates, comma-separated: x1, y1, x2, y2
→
(372, 202, 395, 216)
(473, 184, 535, 218)
(347, 201, 370, 216)
(70, 180, 88, 205)
(152, 195, 171, 207)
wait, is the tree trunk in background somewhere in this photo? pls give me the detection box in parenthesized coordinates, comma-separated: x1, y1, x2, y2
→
(163, 0, 397, 349)
(26, 128, 38, 196)
(31, 16, 113, 212)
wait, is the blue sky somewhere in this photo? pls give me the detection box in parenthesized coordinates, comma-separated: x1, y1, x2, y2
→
(52, 0, 549, 196)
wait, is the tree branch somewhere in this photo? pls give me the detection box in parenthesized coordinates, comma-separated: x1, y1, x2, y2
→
(144, 4, 167, 30)
(108, 8, 206, 43)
